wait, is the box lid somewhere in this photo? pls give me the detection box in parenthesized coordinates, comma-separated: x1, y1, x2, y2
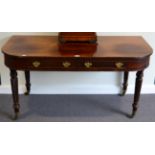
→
(59, 32, 97, 43)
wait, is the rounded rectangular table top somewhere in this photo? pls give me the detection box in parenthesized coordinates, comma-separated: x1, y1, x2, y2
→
(2, 35, 153, 59)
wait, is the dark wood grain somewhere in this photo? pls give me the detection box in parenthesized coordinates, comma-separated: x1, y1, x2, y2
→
(2, 36, 152, 58)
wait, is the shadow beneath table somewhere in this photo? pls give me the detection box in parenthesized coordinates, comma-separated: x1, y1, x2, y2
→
(19, 94, 131, 121)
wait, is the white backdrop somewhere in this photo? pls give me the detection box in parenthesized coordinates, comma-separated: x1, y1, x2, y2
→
(0, 32, 154, 94)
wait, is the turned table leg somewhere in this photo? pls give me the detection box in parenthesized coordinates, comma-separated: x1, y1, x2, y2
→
(24, 71, 31, 95)
(131, 70, 144, 118)
(120, 71, 129, 96)
(10, 69, 19, 120)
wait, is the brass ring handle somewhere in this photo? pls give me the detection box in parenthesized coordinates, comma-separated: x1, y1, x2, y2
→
(33, 61, 41, 68)
(84, 62, 93, 68)
(115, 62, 124, 69)
(62, 61, 71, 68)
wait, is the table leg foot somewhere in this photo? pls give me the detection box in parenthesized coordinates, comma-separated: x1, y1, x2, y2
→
(131, 110, 136, 118)
(14, 112, 19, 120)
(24, 91, 30, 95)
(130, 106, 137, 118)
(119, 90, 126, 96)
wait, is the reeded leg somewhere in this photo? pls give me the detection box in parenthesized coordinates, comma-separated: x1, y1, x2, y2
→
(24, 71, 31, 95)
(131, 70, 144, 118)
(120, 71, 129, 96)
(10, 69, 19, 120)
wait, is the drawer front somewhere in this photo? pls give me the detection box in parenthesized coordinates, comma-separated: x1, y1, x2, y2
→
(5, 55, 149, 71)
(11, 58, 80, 70)
(78, 59, 147, 71)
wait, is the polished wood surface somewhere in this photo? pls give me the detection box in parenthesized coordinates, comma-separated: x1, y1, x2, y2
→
(2, 36, 152, 58)
(1, 35, 153, 119)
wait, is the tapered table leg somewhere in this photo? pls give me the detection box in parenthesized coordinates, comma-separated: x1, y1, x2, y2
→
(24, 71, 31, 95)
(120, 71, 129, 96)
(131, 70, 144, 118)
(10, 69, 19, 120)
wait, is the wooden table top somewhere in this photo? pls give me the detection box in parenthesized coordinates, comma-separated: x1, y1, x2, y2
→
(2, 35, 153, 59)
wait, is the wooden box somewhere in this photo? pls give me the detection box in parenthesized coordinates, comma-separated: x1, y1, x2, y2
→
(59, 43, 97, 53)
(58, 32, 97, 53)
(58, 32, 97, 43)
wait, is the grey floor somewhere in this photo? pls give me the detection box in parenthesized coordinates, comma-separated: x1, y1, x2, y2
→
(0, 94, 155, 122)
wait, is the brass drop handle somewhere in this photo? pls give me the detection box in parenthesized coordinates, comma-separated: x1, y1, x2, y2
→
(62, 61, 71, 68)
(33, 61, 41, 68)
(115, 62, 124, 69)
(84, 62, 93, 68)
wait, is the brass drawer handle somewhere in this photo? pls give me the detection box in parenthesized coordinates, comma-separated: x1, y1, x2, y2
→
(115, 62, 124, 69)
(33, 61, 41, 68)
(62, 61, 71, 68)
(84, 62, 93, 68)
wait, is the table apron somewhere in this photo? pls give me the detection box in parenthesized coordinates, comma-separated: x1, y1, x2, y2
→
(4, 55, 150, 72)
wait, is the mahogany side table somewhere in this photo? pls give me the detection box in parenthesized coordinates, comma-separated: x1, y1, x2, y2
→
(1, 36, 153, 119)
